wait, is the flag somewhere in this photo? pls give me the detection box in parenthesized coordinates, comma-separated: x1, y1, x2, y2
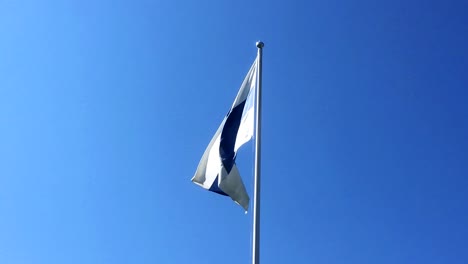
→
(192, 56, 258, 211)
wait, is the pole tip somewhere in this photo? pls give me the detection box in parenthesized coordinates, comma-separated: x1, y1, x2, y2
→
(256, 41, 264, 48)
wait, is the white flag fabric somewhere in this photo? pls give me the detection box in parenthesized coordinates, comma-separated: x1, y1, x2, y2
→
(192, 57, 258, 211)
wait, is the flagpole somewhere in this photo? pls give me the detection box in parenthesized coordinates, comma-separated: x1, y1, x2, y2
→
(252, 41, 264, 264)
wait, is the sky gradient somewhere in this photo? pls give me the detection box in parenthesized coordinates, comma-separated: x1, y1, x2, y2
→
(1, 0, 468, 263)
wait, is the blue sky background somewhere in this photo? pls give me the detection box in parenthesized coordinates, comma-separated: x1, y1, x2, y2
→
(1, 0, 468, 263)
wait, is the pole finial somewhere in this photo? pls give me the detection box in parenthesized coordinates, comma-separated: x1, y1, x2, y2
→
(256, 41, 264, 49)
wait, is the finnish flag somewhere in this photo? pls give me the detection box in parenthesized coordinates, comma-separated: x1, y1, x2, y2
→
(192, 57, 258, 211)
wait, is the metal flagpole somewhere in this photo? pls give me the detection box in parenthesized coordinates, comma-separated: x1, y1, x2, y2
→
(252, 41, 264, 264)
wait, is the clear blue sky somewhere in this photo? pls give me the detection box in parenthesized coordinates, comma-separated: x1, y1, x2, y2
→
(1, 0, 468, 263)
